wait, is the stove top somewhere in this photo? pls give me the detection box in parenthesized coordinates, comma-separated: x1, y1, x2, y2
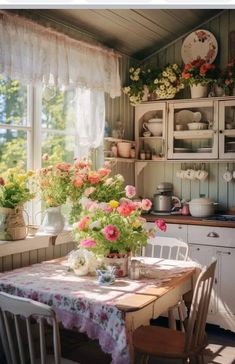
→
(204, 215, 235, 221)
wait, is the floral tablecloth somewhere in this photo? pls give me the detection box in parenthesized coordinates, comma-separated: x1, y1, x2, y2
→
(0, 258, 200, 364)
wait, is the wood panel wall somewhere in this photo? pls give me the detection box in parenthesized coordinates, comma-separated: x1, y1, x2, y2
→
(0, 242, 75, 273)
(141, 10, 235, 210)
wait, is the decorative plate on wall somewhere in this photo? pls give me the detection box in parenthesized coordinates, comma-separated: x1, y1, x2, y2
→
(181, 29, 218, 64)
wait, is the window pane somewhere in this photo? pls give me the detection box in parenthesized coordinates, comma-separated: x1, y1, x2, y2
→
(41, 132, 76, 166)
(0, 75, 28, 126)
(42, 86, 77, 131)
(0, 130, 27, 173)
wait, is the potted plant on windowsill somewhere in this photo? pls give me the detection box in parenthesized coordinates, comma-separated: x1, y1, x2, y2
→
(181, 58, 216, 98)
(0, 167, 35, 240)
(35, 156, 71, 235)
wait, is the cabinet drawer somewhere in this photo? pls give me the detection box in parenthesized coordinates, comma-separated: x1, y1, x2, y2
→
(188, 225, 235, 247)
(145, 222, 187, 241)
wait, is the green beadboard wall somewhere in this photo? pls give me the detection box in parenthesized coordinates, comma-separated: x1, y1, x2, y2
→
(138, 10, 235, 210)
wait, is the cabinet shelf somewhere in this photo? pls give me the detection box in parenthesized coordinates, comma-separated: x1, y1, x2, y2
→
(173, 130, 215, 140)
(105, 157, 135, 163)
(139, 136, 163, 140)
(104, 137, 135, 143)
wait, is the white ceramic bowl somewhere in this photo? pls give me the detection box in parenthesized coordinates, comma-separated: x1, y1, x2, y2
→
(148, 118, 163, 123)
(147, 122, 163, 136)
(117, 142, 131, 158)
(187, 122, 208, 130)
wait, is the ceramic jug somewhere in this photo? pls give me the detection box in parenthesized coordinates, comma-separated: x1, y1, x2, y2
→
(40, 206, 65, 235)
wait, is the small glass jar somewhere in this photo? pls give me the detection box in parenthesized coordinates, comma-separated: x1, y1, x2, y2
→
(130, 147, 136, 159)
(140, 150, 145, 160)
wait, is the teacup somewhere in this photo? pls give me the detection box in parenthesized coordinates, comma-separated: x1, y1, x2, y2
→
(176, 169, 186, 179)
(185, 169, 196, 180)
(223, 170, 233, 182)
(195, 170, 209, 181)
(143, 131, 151, 137)
(96, 267, 116, 286)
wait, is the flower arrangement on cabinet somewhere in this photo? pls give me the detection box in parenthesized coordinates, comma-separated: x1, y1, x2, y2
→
(123, 66, 161, 106)
(73, 185, 167, 257)
(181, 58, 216, 86)
(220, 60, 235, 95)
(123, 64, 183, 105)
(0, 167, 35, 208)
(154, 64, 184, 99)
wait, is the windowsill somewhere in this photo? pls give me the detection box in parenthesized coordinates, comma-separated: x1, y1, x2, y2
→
(0, 230, 74, 258)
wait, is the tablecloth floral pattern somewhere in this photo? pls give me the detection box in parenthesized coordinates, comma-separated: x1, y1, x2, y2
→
(0, 258, 199, 364)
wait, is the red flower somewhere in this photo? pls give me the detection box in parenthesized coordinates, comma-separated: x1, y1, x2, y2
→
(0, 177, 5, 186)
(155, 219, 167, 232)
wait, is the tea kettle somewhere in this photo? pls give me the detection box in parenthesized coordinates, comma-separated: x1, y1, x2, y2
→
(153, 182, 181, 213)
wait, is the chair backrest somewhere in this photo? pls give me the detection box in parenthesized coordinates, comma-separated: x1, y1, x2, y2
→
(185, 260, 217, 353)
(142, 236, 189, 261)
(0, 292, 61, 364)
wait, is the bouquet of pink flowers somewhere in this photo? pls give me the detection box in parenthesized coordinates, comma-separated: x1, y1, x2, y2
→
(68, 159, 126, 223)
(73, 185, 166, 256)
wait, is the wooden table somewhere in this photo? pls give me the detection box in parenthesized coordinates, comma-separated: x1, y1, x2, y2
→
(0, 257, 198, 364)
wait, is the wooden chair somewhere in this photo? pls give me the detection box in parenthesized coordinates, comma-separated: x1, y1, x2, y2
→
(0, 292, 80, 364)
(142, 236, 189, 261)
(142, 236, 189, 330)
(133, 260, 217, 364)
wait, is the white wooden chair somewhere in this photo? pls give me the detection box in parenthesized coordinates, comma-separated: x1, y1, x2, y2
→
(133, 260, 217, 364)
(0, 292, 80, 364)
(142, 236, 189, 261)
(142, 236, 189, 330)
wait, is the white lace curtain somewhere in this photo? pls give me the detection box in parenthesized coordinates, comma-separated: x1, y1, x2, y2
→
(0, 11, 121, 98)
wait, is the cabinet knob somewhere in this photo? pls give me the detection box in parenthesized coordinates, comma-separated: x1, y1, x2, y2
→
(196, 248, 200, 251)
(207, 231, 219, 238)
(178, 225, 182, 229)
(217, 250, 231, 255)
(219, 130, 223, 134)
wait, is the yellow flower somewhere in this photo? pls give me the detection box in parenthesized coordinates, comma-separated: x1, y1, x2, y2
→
(5, 182, 14, 189)
(132, 219, 142, 228)
(17, 175, 27, 182)
(109, 200, 119, 209)
(27, 170, 34, 177)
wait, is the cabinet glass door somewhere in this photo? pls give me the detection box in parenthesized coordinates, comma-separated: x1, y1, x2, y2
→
(168, 100, 218, 159)
(135, 102, 167, 161)
(219, 100, 235, 159)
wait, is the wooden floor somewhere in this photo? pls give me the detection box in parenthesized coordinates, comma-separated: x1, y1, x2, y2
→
(61, 322, 235, 364)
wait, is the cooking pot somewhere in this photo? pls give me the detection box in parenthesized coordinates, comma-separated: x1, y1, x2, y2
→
(188, 198, 218, 217)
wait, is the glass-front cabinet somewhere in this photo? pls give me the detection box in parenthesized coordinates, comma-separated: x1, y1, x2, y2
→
(167, 100, 218, 160)
(135, 102, 167, 161)
(218, 100, 235, 159)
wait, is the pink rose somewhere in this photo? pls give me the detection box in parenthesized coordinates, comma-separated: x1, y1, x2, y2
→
(73, 177, 84, 188)
(103, 224, 120, 241)
(84, 187, 96, 197)
(117, 203, 134, 217)
(97, 168, 111, 177)
(155, 219, 167, 232)
(125, 185, 136, 198)
(141, 199, 152, 211)
(77, 216, 90, 231)
(88, 172, 100, 184)
(80, 239, 97, 248)
(56, 162, 71, 171)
